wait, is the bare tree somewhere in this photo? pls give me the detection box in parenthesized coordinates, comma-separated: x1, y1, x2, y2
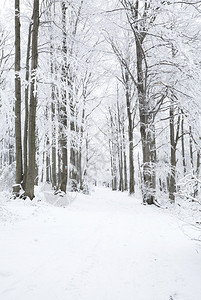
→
(24, 0, 40, 199)
(59, 1, 68, 193)
(119, 0, 157, 204)
(15, 0, 23, 185)
(22, 20, 32, 189)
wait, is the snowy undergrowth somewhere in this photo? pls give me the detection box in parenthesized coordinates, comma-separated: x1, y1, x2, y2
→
(167, 198, 201, 242)
(156, 191, 201, 242)
(0, 190, 46, 224)
(0, 164, 15, 192)
(0, 183, 81, 224)
(1, 184, 201, 240)
(35, 183, 78, 207)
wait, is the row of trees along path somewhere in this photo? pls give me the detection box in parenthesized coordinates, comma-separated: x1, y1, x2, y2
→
(6, 0, 200, 203)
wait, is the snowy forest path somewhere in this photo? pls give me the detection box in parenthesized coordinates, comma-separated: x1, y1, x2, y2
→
(0, 187, 201, 300)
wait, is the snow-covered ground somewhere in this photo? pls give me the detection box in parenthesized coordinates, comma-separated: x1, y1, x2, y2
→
(0, 187, 201, 300)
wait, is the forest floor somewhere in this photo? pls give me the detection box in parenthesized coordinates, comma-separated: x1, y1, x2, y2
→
(0, 186, 201, 300)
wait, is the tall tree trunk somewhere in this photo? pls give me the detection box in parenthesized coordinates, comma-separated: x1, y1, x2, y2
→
(189, 126, 194, 172)
(69, 85, 78, 191)
(119, 0, 156, 203)
(46, 137, 50, 183)
(109, 140, 114, 189)
(57, 149, 61, 189)
(125, 71, 134, 194)
(109, 111, 117, 191)
(78, 105, 86, 190)
(150, 123, 156, 195)
(51, 85, 57, 188)
(181, 115, 186, 175)
(46, 2, 57, 189)
(70, 111, 77, 191)
(24, 0, 39, 199)
(22, 21, 32, 189)
(169, 101, 176, 203)
(41, 150, 45, 183)
(112, 140, 118, 191)
(194, 150, 200, 197)
(118, 145, 123, 192)
(35, 131, 39, 186)
(117, 96, 124, 191)
(196, 150, 200, 177)
(45, 106, 50, 183)
(135, 35, 156, 204)
(59, 2, 68, 193)
(15, 0, 23, 184)
(68, 1, 84, 191)
(122, 122, 128, 191)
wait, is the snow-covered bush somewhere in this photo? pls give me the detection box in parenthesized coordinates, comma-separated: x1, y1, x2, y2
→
(176, 174, 201, 203)
(0, 163, 15, 192)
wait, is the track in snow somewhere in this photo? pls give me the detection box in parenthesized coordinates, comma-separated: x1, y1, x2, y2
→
(0, 187, 201, 300)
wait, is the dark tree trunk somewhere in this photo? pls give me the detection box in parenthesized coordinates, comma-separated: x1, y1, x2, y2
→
(83, 133, 89, 190)
(78, 106, 86, 190)
(189, 126, 194, 172)
(51, 88, 57, 188)
(122, 122, 128, 191)
(15, 0, 23, 185)
(119, 0, 156, 204)
(46, 137, 50, 183)
(41, 150, 45, 183)
(57, 149, 61, 189)
(169, 101, 176, 203)
(109, 110, 118, 191)
(109, 140, 114, 189)
(196, 150, 200, 177)
(125, 71, 134, 194)
(70, 116, 77, 191)
(181, 115, 186, 175)
(194, 150, 200, 197)
(50, 42, 57, 188)
(59, 2, 68, 193)
(22, 21, 32, 189)
(135, 35, 156, 205)
(117, 97, 124, 191)
(35, 133, 39, 186)
(24, 0, 39, 199)
(118, 148, 124, 192)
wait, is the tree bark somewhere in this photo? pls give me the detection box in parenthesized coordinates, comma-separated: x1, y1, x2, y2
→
(60, 2, 68, 193)
(119, 0, 156, 203)
(51, 85, 57, 188)
(181, 115, 186, 175)
(70, 113, 77, 191)
(135, 33, 156, 205)
(189, 126, 194, 172)
(59, 2, 68, 193)
(169, 101, 176, 203)
(22, 21, 32, 189)
(125, 71, 134, 194)
(24, 0, 39, 199)
(46, 137, 50, 183)
(15, 0, 23, 185)
(78, 105, 86, 190)
(109, 110, 117, 191)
